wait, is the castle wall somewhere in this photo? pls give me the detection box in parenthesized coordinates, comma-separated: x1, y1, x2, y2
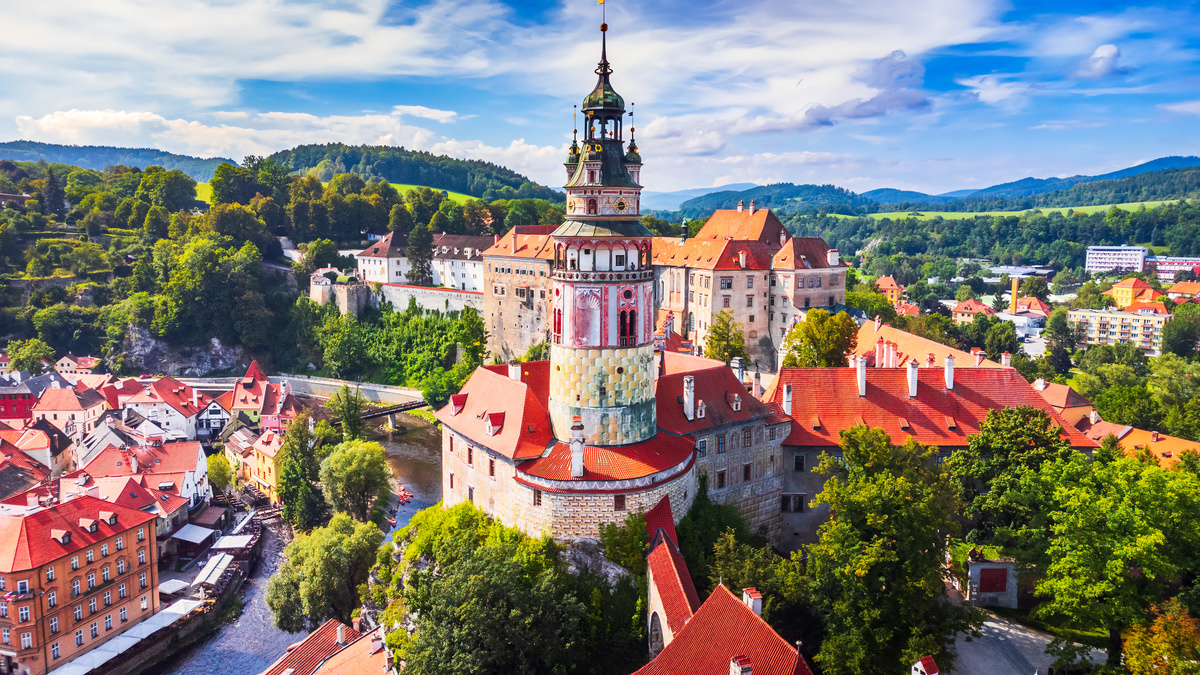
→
(378, 283, 481, 314)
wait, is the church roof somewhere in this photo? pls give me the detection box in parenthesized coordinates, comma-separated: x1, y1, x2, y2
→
(562, 139, 642, 190)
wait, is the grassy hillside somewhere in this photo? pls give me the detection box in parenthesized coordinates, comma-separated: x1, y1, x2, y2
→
(0, 140, 233, 181)
(193, 180, 470, 206)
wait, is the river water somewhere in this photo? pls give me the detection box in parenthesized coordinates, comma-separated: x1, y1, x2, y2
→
(150, 412, 443, 675)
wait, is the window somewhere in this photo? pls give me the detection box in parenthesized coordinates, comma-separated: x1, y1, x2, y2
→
(0, 577, 5, 591)
(89, 598, 96, 614)
(697, 439, 707, 458)
(449, 473, 454, 489)
(138, 550, 146, 565)
(119, 584, 126, 599)
(717, 436, 726, 454)
(117, 559, 126, 574)
(722, 296, 730, 308)
(52, 642, 60, 659)
(104, 591, 111, 607)
(75, 630, 83, 647)
(1, 628, 6, 644)
(20, 632, 31, 649)
(102, 567, 110, 582)
(467, 447, 473, 466)
(533, 489, 542, 506)
(90, 622, 98, 638)
(74, 606, 82, 621)
(743, 428, 752, 447)
(137, 528, 144, 543)
(87, 573, 95, 590)
(489, 458, 495, 478)
(743, 463, 752, 481)
(0, 603, 6, 618)
(101, 544, 109, 557)
(50, 618, 58, 634)
(141, 596, 148, 611)
(17, 580, 27, 594)
(794, 454, 806, 472)
(47, 567, 55, 582)
(467, 486, 474, 503)
(18, 606, 28, 622)
(48, 591, 56, 608)
(120, 607, 127, 623)
(720, 277, 733, 290)
(716, 470, 726, 489)
(781, 494, 806, 513)
(86, 550, 94, 563)
(105, 615, 112, 631)
(614, 495, 626, 512)
(746, 295, 754, 308)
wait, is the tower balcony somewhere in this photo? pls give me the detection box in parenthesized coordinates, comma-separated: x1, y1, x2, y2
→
(552, 268, 654, 284)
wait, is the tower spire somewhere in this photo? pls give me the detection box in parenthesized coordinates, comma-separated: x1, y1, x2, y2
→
(597, 22, 611, 77)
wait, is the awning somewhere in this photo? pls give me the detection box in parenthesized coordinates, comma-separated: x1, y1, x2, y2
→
(171, 524, 215, 545)
(192, 553, 233, 587)
(213, 535, 253, 550)
(191, 505, 227, 528)
(158, 579, 190, 595)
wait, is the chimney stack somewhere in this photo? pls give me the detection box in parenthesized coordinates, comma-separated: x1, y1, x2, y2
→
(827, 248, 840, 266)
(887, 342, 898, 369)
(683, 376, 696, 421)
(907, 358, 919, 398)
(925, 352, 935, 369)
(739, 250, 747, 268)
(972, 348, 985, 367)
(26, 492, 38, 507)
(748, 200, 756, 216)
(875, 337, 884, 366)
(192, 388, 198, 408)
(944, 355, 955, 391)
(1090, 408, 1099, 425)
(336, 624, 346, 645)
(1033, 377, 1046, 390)
(1001, 352, 1012, 368)
(730, 655, 752, 675)
(507, 360, 522, 381)
(1010, 277, 1019, 315)
(742, 588, 763, 616)
(783, 384, 793, 415)
(856, 355, 867, 397)
(753, 371, 763, 399)
(731, 357, 745, 384)
(570, 416, 585, 478)
(874, 315, 882, 332)
(737, 200, 744, 213)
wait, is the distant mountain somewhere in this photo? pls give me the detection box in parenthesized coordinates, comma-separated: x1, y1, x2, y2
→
(937, 189, 978, 198)
(678, 183, 874, 218)
(942, 166, 1200, 212)
(860, 188, 955, 205)
(962, 156, 1200, 200)
(268, 143, 562, 201)
(641, 183, 757, 211)
(0, 140, 233, 181)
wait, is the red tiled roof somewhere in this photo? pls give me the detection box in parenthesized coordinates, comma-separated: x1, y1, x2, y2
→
(1168, 281, 1200, 296)
(356, 230, 406, 259)
(253, 431, 285, 459)
(436, 363, 554, 461)
(1123, 301, 1169, 314)
(656, 366, 772, 435)
(651, 237, 776, 271)
(875, 275, 902, 291)
(659, 351, 724, 374)
(262, 619, 364, 675)
(34, 386, 106, 412)
(483, 226, 555, 260)
(0, 494, 157, 573)
(855, 323, 1001, 369)
(693, 208, 788, 246)
(771, 237, 841, 271)
(762, 368, 1095, 449)
(125, 377, 210, 417)
(99, 378, 147, 409)
(897, 303, 920, 316)
(635, 585, 812, 675)
(83, 440, 203, 478)
(643, 495, 678, 547)
(517, 434, 694, 482)
(647, 536, 701, 635)
(310, 627, 389, 675)
(1035, 382, 1091, 410)
(214, 390, 234, 412)
(1111, 277, 1152, 289)
(953, 298, 995, 316)
(1014, 296, 1052, 314)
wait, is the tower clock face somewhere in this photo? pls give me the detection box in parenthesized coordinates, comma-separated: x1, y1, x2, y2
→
(566, 198, 576, 214)
(614, 198, 628, 213)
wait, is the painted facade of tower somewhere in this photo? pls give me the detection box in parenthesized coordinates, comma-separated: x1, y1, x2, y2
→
(548, 24, 656, 446)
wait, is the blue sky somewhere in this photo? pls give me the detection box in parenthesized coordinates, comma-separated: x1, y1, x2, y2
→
(2, 0, 1199, 193)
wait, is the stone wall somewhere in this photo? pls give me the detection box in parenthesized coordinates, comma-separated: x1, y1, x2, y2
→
(180, 375, 423, 404)
(547, 343, 656, 445)
(379, 283, 481, 314)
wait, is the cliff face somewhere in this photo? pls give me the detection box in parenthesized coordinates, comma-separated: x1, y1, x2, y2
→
(119, 324, 246, 376)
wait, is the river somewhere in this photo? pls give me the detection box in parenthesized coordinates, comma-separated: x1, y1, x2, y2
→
(149, 412, 443, 675)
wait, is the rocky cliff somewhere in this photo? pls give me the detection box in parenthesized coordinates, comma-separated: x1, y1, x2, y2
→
(119, 324, 246, 376)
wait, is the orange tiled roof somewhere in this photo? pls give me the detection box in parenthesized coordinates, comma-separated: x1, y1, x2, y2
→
(1014, 296, 1052, 314)
(83, 440, 203, 478)
(262, 619, 364, 675)
(436, 363, 554, 461)
(1168, 281, 1200, 296)
(647, 536, 700, 635)
(692, 208, 788, 245)
(875, 276, 902, 291)
(854, 322, 1001, 369)
(651, 237, 776, 271)
(483, 225, 556, 260)
(0, 494, 157, 573)
(656, 366, 775, 435)
(771, 237, 841, 270)
(125, 377, 210, 418)
(34, 386, 106, 412)
(762, 368, 1095, 449)
(1111, 277, 1153, 289)
(635, 584, 812, 675)
(1080, 421, 1200, 469)
(897, 303, 920, 316)
(310, 627, 389, 675)
(953, 298, 995, 316)
(1123, 301, 1169, 314)
(1035, 381, 1091, 410)
(517, 434, 694, 483)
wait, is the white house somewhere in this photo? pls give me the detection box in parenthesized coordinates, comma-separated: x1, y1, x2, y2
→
(356, 230, 409, 284)
(197, 393, 232, 439)
(123, 376, 212, 441)
(82, 439, 212, 509)
(430, 234, 494, 292)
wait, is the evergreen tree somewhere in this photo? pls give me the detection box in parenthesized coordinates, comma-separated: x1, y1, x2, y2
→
(405, 224, 434, 286)
(43, 167, 65, 218)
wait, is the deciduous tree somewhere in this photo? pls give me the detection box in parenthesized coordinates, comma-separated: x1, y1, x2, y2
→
(780, 308, 857, 368)
(703, 309, 750, 365)
(207, 454, 233, 493)
(405, 224, 434, 286)
(6, 338, 55, 374)
(319, 440, 390, 521)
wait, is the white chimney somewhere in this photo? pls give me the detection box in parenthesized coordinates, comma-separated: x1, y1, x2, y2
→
(748, 200, 756, 215)
(907, 359, 919, 398)
(507, 360, 521, 381)
(742, 587, 763, 616)
(192, 388, 198, 408)
(874, 315, 882, 332)
(944, 355, 955, 391)
(925, 352, 935, 369)
(1034, 377, 1046, 390)
(783, 384, 793, 415)
(336, 624, 346, 645)
(1001, 352, 1012, 368)
(26, 492, 38, 507)
(827, 248, 840, 266)
(570, 416, 585, 478)
(973, 348, 985, 367)
(739, 250, 747, 268)
(730, 656, 752, 675)
(130, 455, 137, 473)
(683, 376, 696, 421)
(753, 371, 763, 399)
(737, 200, 744, 213)
(856, 355, 867, 397)
(875, 337, 884, 366)
(1090, 409, 1099, 424)
(888, 342, 898, 369)
(731, 357, 745, 384)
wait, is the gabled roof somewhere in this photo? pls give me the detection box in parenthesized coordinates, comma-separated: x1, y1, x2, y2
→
(1111, 277, 1153, 289)
(1168, 281, 1200, 296)
(656, 366, 775, 434)
(0, 449, 49, 501)
(644, 495, 678, 547)
(897, 303, 921, 316)
(693, 208, 788, 246)
(647, 535, 701, 635)
(772, 237, 841, 271)
(262, 619, 364, 675)
(875, 275, 902, 291)
(252, 430, 285, 460)
(431, 233, 497, 260)
(83, 441, 203, 478)
(953, 298, 995, 315)
(34, 386, 106, 412)
(356, 230, 406, 259)
(1123, 301, 1169, 314)
(435, 363, 554, 461)
(635, 584, 812, 675)
(855, 322, 1001, 369)
(762, 368, 1095, 449)
(98, 378, 147, 409)
(651, 237, 776, 271)
(1034, 381, 1091, 410)
(1079, 421, 1200, 469)
(310, 627, 389, 675)
(1014, 296, 1052, 314)
(482, 225, 556, 260)
(0, 494, 157, 573)
(125, 377, 210, 418)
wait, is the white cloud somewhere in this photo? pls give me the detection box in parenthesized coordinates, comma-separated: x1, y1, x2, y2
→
(1073, 44, 1132, 78)
(1162, 100, 1200, 116)
(956, 75, 1031, 110)
(391, 106, 458, 123)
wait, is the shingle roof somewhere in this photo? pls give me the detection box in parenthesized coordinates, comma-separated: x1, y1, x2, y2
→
(1035, 381, 1091, 410)
(262, 619, 364, 675)
(436, 363, 554, 461)
(356, 230, 407, 259)
(656, 366, 773, 435)
(483, 225, 556, 260)
(635, 584, 813, 675)
(644, 495, 678, 547)
(762, 368, 1096, 449)
(647, 536, 700, 635)
(34, 386, 106, 412)
(693, 208, 789, 246)
(126, 377, 210, 418)
(0, 494, 157, 573)
(855, 322, 1001, 369)
(772, 237, 841, 271)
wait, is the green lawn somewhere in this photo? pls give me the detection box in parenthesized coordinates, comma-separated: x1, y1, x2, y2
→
(192, 181, 473, 206)
(829, 199, 1187, 221)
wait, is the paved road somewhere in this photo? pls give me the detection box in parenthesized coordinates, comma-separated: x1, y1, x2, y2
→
(951, 613, 1106, 674)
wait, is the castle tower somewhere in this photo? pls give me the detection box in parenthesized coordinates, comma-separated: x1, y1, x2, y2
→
(548, 23, 655, 446)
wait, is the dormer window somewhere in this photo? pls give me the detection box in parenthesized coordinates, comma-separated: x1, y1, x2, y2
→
(486, 412, 505, 437)
(731, 394, 742, 412)
(697, 401, 706, 419)
(450, 394, 467, 416)
(51, 530, 71, 545)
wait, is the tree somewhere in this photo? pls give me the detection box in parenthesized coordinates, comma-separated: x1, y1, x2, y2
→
(806, 426, 982, 674)
(780, 309, 858, 368)
(954, 285, 976, 302)
(388, 203, 415, 234)
(991, 291, 1007, 312)
(1019, 276, 1050, 301)
(135, 169, 197, 212)
(209, 162, 258, 205)
(266, 513, 384, 631)
(207, 454, 233, 493)
(43, 167, 65, 217)
(703, 309, 749, 365)
(1037, 454, 1200, 667)
(1094, 385, 1164, 429)
(327, 386, 366, 441)
(319, 440, 390, 521)
(142, 205, 170, 240)
(1162, 315, 1200, 358)
(984, 321, 1019, 361)
(199, 203, 273, 252)
(279, 448, 323, 530)
(405, 224, 434, 286)
(6, 338, 55, 374)
(1124, 599, 1200, 675)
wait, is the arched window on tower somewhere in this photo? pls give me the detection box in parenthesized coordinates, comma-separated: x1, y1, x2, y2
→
(553, 308, 562, 344)
(619, 310, 630, 347)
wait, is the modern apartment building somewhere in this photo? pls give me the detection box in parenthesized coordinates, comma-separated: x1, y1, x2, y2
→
(1067, 306, 1174, 355)
(1084, 245, 1148, 274)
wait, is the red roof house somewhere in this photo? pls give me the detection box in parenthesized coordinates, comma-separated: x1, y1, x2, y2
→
(260, 619, 364, 675)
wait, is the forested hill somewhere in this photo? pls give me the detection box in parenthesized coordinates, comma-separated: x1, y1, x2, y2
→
(268, 143, 562, 202)
(938, 166, 1200, 212)
(678, 183, 872, 218)
(0, 141, 234, 182)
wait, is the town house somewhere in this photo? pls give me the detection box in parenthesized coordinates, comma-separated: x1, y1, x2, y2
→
(32, 385, 107, 446)
(481, 225, 557, 359)
(123, 377, 211, 441)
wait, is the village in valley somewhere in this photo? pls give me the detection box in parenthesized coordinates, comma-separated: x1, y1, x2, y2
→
(3, 2, 1200, 675)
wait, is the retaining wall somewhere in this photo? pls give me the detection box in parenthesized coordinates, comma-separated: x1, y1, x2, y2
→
(378, 283, 481, 314)
(178, 375, 423, 404)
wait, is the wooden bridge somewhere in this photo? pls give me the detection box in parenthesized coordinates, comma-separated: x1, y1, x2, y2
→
(334, 399, 428, 427)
